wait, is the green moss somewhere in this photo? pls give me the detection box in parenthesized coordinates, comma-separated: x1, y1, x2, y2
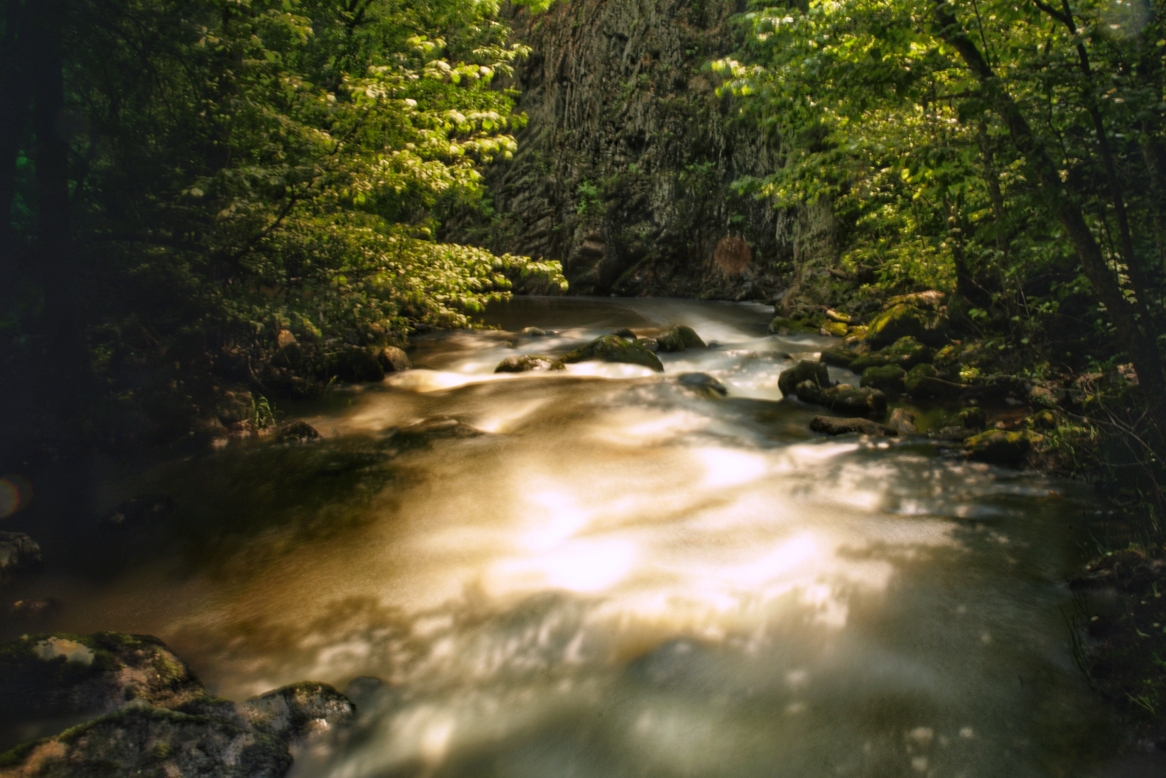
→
(557, 335, 664, 371)
(860, 365, 907, 396)
(864, 304, 932, 347)
(768, 315, 821, 335)
(964, 429, 1044, 467)
(821, 321, 848, 337)
(820, 346, 856, 368)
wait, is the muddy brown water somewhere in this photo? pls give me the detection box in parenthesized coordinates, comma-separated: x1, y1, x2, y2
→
(1, 297, 1159, 776)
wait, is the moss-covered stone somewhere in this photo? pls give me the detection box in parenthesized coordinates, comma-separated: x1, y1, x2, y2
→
(1031, 408, 1060, 429)
(556, 335, 664, 371)
(821, 321, 848, 337)
(904, 363, 961, 400)
(0, 706, 292, 778)
(820, 347, 857, 369)
(964, 429, 1044, 468)
(810, 416, 897, 436)
(796, 381, 888, 418)
(768, 315, 821, 335)
(327, 347, 385, 383)
(656, 325, 706, 353)
(377, 346, 412, 373)
(865, 303, 946, 348)
(238, 681, 355, 744)
(778, 360, 830, 397)
(952, 406, 986, 430)
(495, 354, 555, 373)
(860, 365, 907, 397)
(677, 372, 728, 397)
(0, 632, 205, 722)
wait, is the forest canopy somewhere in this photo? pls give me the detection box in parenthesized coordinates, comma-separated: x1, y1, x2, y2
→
(0, 0, 564, 409)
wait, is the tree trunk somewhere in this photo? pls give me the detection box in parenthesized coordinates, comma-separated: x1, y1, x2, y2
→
(932, 0, 1166, 445)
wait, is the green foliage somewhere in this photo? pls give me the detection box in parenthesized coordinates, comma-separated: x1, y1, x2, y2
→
(576, 180, 602, 216)
(7, 0, 566, 382)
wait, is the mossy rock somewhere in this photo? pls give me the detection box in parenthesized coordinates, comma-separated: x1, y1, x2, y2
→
(820, 347, 857, 369)
(821, 321, 848, 338)
(768, 315, 821, 335)
(865, 304, 946, 348)
(0, 706, 292, 778)
(778, 360, 830, 397)
(677, 372, 728, 397)
(904, 363, 962, 400)
(655, 325, 706, 353)
(950, 406, 986, 431)
(0, 632, 206, 722)
(964, 429, 1044, 468)
(495, 354, 556, 373)
(556, 335, 664, 371)
(1030, 409, 1060, 430)
(238, 681, 355, 744)
(377, 346, 412, 373)
(796, 380, 888, 418)
(327, 347, 385, 383)
(810, 416, 897, 436)
(860, 365, 907, 398)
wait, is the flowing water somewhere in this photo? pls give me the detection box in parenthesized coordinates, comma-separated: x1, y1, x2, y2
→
(0, 297, 1152, 776)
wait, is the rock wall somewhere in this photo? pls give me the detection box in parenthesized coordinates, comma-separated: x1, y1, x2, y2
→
(453, 0, 836, 300)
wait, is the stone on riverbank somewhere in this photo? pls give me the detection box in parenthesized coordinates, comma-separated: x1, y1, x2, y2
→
(655, 326, 706, 353)
(796, 381, 888, 418)
(377, 346, 412, 373)
(495, 354, 556, 373)
(850, 336, 933, 372)
(810, 416, 897, 436)
(329, 347, 384, 384)
(888, 408, 917, 435)
(778, 360, 830, 397)
(865, 303, 947, 348)
(904, 363, 962, 400)
(819, 346, 857, 369)
(556, 335, 664, 371)
(964, 429, 1044, 467)
(0, 532, 42, 588)
(860, 365, 907, 398)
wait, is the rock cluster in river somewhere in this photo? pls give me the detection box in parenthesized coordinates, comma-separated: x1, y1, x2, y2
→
(0, 632, 356, 777)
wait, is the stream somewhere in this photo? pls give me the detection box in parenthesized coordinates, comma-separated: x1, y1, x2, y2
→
(1, 296, 1152, 776)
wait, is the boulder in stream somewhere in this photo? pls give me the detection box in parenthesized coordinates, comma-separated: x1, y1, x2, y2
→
(238, 681, 355, 743)
(860, 365, 907, 398)
(796, 381, 888, 418)
(275, 420, 320, 442)
(377, 346, 412, 373)
(0, 532, 42, 588)
(778, 360, 830, 397)
(677, 373, 728, 397)
(964, 429, 1044, 467)
(888, 408, 917, 435)
(810, 416, 897, 437)
(556, 335, 664, 371)
(329, 347, 385, 383)
(655, 326, 706, 353)
(392, 417, 485, 445)
(495, 354, 557, 373)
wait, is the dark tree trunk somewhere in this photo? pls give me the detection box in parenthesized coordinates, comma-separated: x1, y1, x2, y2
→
(932, 0, 1166, 446)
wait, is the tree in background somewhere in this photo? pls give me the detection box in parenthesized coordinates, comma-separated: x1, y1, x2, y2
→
(0, 0, 564, 436)
(715, 0, 1166, 444)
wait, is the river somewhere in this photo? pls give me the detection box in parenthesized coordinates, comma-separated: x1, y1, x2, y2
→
(1, 296, 1150, 776)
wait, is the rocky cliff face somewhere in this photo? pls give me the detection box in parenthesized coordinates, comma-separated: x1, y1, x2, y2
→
(454, 0, 836, 300)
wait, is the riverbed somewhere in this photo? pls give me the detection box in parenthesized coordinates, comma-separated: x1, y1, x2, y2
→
(0, 297, 1145, 776)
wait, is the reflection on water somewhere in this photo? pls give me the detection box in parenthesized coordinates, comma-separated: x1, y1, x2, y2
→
(2, 297, 1139, 776)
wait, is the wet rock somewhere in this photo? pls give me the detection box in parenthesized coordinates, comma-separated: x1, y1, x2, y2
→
(101, 495, 174, 528)
(864, 303, 946, 348)
(522, 326, 549, 337)
(677, 373, 728, 397)
(825, 309, 851, 323)
(329, 347, 385, 383)
(963, 429, 1044, 468)
(888, 408, 917, 435)
(931, 426, 976, 442)
(778, 360, 831, 397)
(239, 682, 355, 744)
(0, 632, 206, 721)
(377, 346, 412, 373)
(810, 416, 897, 436)
(633, 337, 659, 352)
(275, 421, 320, 442)
(392, 417, 484, 444)
(904, 363, 962, 401)
(820, 321, 848, 337)
(556, 335, 664, 371)
(819, 346, 856, 369)
(0, 706, 292, 778)
(494, 354, 556, 373)
(0, 532, 42, 587)
(796, 381, 888, 418)
(655, 325, 706, 353)
(612, 327, 636, 339)
(860, 365, 907, 398)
